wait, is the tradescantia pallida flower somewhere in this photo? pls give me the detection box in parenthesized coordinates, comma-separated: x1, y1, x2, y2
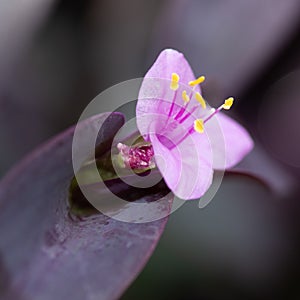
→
(118, 49, 254, 200)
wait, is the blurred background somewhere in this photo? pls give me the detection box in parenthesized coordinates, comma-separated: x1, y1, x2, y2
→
(1, 0, 300, 299)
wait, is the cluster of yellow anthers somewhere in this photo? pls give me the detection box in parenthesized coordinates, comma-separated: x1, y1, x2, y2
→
(170, 72, 234, 134)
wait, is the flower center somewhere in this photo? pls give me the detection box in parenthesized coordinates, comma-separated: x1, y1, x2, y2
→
(169, 72, 234, 136)
(118, 73, 235, 169)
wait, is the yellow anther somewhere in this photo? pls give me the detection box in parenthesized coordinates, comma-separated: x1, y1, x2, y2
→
(194, 119, 204, 134)
(188, 76, 205, 87)
(195, 92, 206, 109)
(222, 97, 234, 110)
(170, 72, 180, 90)
(182, 90, 190, 103)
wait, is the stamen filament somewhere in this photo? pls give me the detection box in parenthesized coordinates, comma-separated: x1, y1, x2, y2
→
(175, 125, 195, 147)
(175, 90, 191, 120)
(179, 105, 198, 124)
(168, 90, 178, 117)
(203, 108, 219, 123)
(203, 97, 234, 123)
(175, 90, 202, 121)
(175, 106, 187, 120)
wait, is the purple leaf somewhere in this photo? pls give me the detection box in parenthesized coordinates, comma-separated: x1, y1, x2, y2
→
(232, 143, 297, 196)
(0, 112, 171, 300)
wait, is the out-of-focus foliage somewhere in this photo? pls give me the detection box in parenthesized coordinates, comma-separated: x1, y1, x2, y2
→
(0, 113, 171, 300)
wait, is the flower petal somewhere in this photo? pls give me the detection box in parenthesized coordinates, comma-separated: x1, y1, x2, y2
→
(204, 112, 254, 169)
(143, 49, 200, 89)
(150, 131, 213, 200)
(137, 49, 202, 140)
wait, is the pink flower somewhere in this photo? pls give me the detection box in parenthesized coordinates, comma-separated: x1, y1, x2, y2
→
(121, 49, 254, 200)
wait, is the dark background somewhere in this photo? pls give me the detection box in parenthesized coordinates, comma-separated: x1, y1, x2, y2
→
(1, 0, 300, 299)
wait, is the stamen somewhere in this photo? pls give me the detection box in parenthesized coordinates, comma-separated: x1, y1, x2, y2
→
(195, 92, 206, 109)
(170, 72, 180, 91)
(203, 108, 218, 123)
(175, 90, 190, 120)
(167, 90, 178, 117)
(179, 105, 198, 124)
(189, 76, 205, 87)
(181, 90, 190, 103)
(174, 124, 197, 147)
(194, 119, 204, 133)
(222, 97, 234, 110)
(166, 72, 234, 144)
(203, 98, 235, 123)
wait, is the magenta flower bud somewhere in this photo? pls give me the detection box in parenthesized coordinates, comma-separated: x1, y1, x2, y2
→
(117, 143, 155, 170)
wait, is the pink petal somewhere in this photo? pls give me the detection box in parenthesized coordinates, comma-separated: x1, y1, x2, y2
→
(137, 49, 202, 140)
(143, 49, 201, 89)
(150, 131, 213, 200)
(204, 112, 254, 170)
